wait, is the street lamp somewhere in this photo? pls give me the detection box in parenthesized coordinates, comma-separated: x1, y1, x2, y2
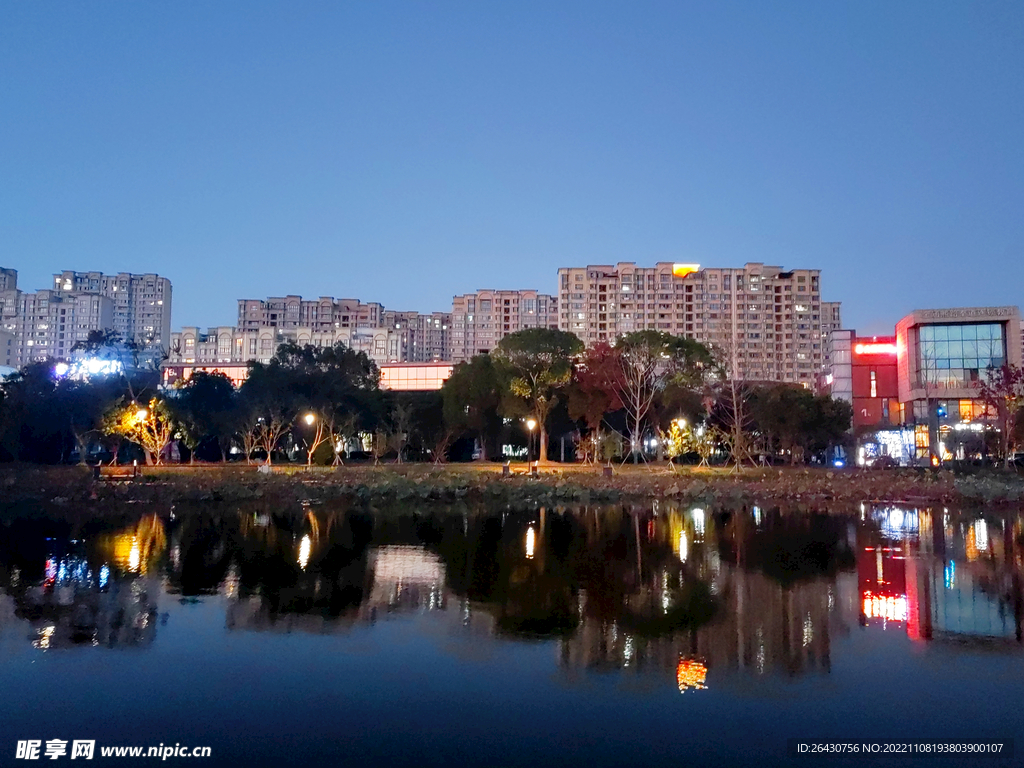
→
(303, 413, 317, 465)
(526, 418, 537, 467)
(134, 408, 147, 422)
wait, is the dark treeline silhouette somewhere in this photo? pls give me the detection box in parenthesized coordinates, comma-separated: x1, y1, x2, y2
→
(0, 328, 851, 465)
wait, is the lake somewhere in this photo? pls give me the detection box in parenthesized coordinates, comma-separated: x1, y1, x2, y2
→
(1, 499, 1021, 767)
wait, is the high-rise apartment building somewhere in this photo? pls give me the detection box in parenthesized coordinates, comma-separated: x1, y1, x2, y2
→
(168, 324, 403, 368)
(53, 271, 172, 351)
(557, 262, 840, 385)
(236, 296, 383, 332)
(170, 295, 451, 371)
(0, 269, 19, 330)
(450, 290, 559, 362)
(382, 310, 452, 363)
(5, 289, 114, 367)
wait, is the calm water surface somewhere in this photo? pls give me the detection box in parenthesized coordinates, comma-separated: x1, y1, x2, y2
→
(1, 500, 1022, 767)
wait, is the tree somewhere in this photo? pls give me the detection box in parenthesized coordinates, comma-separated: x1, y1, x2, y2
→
(493, 328, 583, 462)
(296, 411, 331, 466)
(172, 371, 237, 462)
(615, 331, 716, 463)
(748, 384, 850, 464)
(0, 362, 67, 462)
(236, 361, 297, 464)
(104, 396, 176, 465)
(58, 376, 124, 464)
(567, 342, 623, 463)
(442, 355, 503, 461)
(979, 363, 1024, 467)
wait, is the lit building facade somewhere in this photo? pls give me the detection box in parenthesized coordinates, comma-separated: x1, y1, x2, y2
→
(4, 289, 114, 368)
(378, 362, 453, 391)
(557, 262, 840, 385)
(896, 307, 1022, 462)
(162, 359, 451, 392)
(53, 271, 172, 351)
(450, 290, 558, 362)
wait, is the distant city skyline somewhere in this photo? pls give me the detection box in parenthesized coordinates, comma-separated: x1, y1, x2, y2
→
(3, 2, 1023, 336)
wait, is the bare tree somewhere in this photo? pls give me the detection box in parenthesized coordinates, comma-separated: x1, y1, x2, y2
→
(710, 337, 756, 469)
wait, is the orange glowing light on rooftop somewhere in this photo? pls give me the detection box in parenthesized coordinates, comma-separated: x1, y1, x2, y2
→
(855, 343, 897, 356)
(672, 263, 700, 279)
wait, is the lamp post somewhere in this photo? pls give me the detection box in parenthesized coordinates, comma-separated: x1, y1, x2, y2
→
(526, 418, 537, 468)
(304, 413, 316, 465)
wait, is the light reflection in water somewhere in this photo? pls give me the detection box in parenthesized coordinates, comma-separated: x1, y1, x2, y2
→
(676, 657, 708, 693)
(0, 501, 1021, 695)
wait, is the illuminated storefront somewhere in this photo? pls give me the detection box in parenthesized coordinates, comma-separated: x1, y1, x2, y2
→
(896, 307, 1021, 463)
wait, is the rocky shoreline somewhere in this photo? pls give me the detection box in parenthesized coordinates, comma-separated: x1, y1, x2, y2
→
(3, 463, 1024, 515)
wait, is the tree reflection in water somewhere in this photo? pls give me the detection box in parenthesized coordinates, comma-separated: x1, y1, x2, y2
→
(1, 500, 1022, 691)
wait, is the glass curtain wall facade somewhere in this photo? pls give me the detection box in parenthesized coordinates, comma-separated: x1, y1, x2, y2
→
(916, 323, 1006, 388)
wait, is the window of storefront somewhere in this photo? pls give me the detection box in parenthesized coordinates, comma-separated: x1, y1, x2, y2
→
(917, 323, 1005, 386)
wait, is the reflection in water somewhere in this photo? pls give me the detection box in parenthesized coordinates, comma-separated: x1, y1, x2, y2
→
(676, 657, 708, 693)
(1, 500, 1022, 694)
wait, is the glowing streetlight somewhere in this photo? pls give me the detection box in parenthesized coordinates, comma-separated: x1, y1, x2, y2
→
(526, 418, 537, 467)
(304, 413, 316, 426)
(134, 408, 148, 421)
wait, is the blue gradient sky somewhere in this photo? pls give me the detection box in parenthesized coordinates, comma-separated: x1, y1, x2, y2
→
(2, 2, 1022, 334)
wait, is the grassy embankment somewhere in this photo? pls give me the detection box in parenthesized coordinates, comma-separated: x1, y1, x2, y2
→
(3, 461, 1024, 513)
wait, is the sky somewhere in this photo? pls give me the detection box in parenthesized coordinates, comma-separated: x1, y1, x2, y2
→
(1, 2, 1022, 335)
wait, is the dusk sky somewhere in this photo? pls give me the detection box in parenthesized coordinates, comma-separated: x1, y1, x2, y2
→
(2, 1, 1022, 335)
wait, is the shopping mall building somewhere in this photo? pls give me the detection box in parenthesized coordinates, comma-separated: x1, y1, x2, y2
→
(826, 306, 1022, 466)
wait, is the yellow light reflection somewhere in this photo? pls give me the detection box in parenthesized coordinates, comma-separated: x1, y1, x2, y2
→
(525, 526, 536, 559)
(128, 539, 141, 572)
(676, 657, 708, 693)
(102, 514, 167, 575)
(33, 625, 56, 650)
(298, 535, 312, 570)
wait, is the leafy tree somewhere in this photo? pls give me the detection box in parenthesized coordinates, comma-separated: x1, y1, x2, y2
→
(172, 371, 237, 462)
(104, 396, 176, 465)
(442, 355, 503, 461)
(58, 376, 124, 463)
(567, 342, 623, 463)
(493, 328, 583, 462)
(0, 362, 66, 462)
(236, 361, 298, 464)
(234, 342, 383, 464)
(748, 384, 851, 463)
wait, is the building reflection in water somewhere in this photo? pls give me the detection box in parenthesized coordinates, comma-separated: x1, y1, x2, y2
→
(858, 505, 1023, 643)
(0, 514, 166, 650)
(1, 500, 1022, 694)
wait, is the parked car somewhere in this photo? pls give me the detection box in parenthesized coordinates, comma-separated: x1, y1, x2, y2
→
(870, 455, 900, 469)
